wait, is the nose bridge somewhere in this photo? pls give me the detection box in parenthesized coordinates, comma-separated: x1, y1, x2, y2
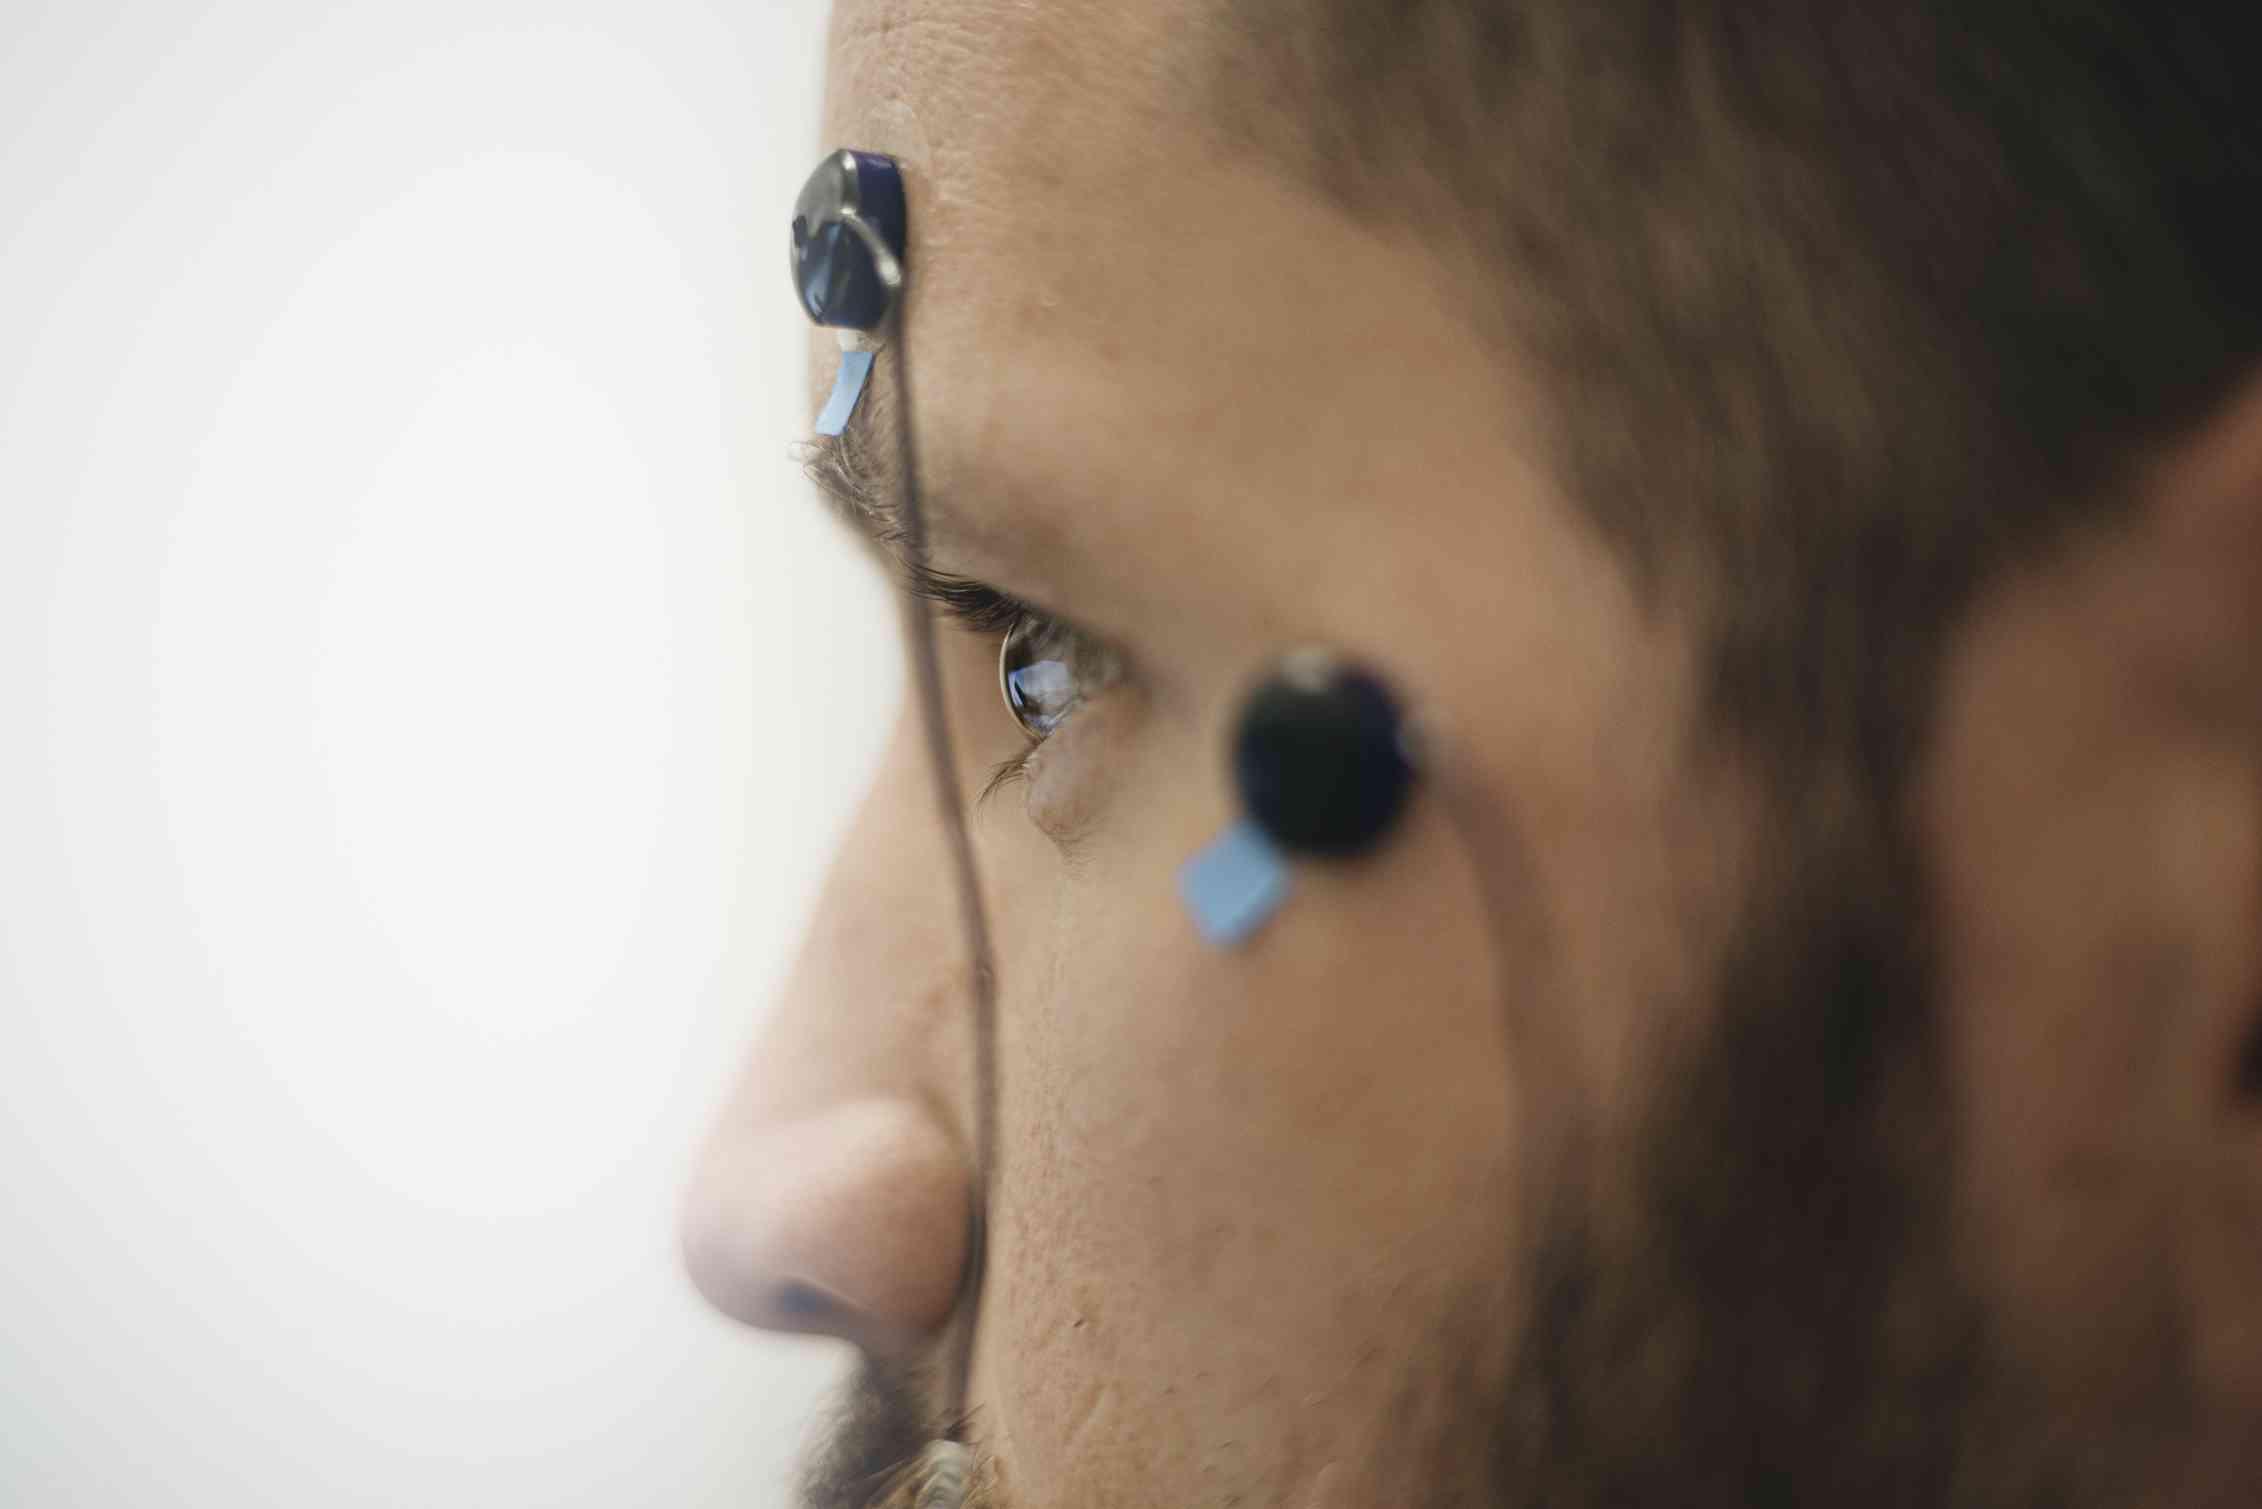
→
(683, 708, 974, 1353)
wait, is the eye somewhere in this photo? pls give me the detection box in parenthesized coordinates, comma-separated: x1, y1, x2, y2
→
(999, 613, 1097, 738)
(905, 569, 1122, 751)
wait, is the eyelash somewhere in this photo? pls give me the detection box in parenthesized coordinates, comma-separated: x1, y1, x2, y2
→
(906, 565, 1031, 636)
(904, 566, 1084, 801)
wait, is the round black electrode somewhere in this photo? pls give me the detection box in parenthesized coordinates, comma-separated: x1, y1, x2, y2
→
(790, 149, 907, 331)
(1231, 652, 1416, 858)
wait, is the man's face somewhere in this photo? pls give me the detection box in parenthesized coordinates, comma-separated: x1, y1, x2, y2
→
(685, 2, 2262, 1504)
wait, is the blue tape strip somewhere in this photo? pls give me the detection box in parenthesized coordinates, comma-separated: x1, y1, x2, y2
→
(814, 349, 875, 437)
(1177, 817, 1292, 947)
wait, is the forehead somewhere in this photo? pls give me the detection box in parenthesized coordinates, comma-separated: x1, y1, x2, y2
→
(800, 0, 1550, 669)
(816, 0, 1218, 366)
(808, 0, 1245, 587)
(821, 0, 1208, 176)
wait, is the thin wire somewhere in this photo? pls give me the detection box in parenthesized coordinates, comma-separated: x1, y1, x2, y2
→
(885, 322, 1000, 1440)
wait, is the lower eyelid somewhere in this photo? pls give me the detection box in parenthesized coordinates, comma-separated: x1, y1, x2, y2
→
(1019, 686, 1138, 845)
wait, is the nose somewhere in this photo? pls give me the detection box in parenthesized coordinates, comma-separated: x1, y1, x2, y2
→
(683, 710, 974, 1356)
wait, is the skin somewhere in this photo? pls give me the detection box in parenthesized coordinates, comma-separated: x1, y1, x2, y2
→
(684, 1, 2262, 1503)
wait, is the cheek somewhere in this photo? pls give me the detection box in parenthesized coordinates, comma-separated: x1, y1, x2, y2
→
(1020, 689, 1145, 843)
(977, 750, 1516, 1503)
(933, 611, 1519, 1500)
(1923, 556, 2262, 1396)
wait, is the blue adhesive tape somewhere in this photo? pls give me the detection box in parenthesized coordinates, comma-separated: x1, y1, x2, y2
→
(1177, 817, 1293, 947)
(814, 348, 876, 437)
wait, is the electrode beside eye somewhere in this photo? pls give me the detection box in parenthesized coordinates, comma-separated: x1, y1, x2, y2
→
(1234, 650, 1416, 856)
(1178, 650, 1420, 946)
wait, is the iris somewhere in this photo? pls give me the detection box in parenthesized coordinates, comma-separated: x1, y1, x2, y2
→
(999, 615, 1087, 737)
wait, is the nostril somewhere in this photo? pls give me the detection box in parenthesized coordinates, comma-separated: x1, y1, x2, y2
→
(680, 1098, 972, 1351)
(2236, 1009, 2262, 1102)
(772, 1279, 855, 1327)
(757, 1278, 932, 1359)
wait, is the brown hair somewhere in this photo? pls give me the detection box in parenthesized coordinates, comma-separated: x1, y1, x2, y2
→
(1210, 2, 2258, 796)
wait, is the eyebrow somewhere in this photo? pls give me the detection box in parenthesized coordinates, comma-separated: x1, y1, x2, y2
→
(796, 350, 1081, 613)
(796, 360, 1027, 600)
(794, 351, 946, 571)
(799, 418, 907, 558)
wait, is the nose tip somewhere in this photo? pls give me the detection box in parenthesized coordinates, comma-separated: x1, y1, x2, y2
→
(682, 1097, 971, 1356)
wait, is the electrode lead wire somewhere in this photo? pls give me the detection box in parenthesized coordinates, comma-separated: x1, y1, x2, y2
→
(885, 323, 999, 1444)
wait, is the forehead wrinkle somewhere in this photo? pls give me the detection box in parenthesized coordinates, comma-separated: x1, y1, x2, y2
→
(823, 3, 968, 191)
(825, 0, 1218, 208)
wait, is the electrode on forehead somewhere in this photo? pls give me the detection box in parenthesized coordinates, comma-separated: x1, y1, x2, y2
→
(1178, 650, 1420, 946)
(793, 148, 908, 434)
(814, 346, 875, 436)
(790, 149, 906, 331)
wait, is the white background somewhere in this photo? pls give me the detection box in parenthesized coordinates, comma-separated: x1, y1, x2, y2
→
(0, 3, 891, 1504)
